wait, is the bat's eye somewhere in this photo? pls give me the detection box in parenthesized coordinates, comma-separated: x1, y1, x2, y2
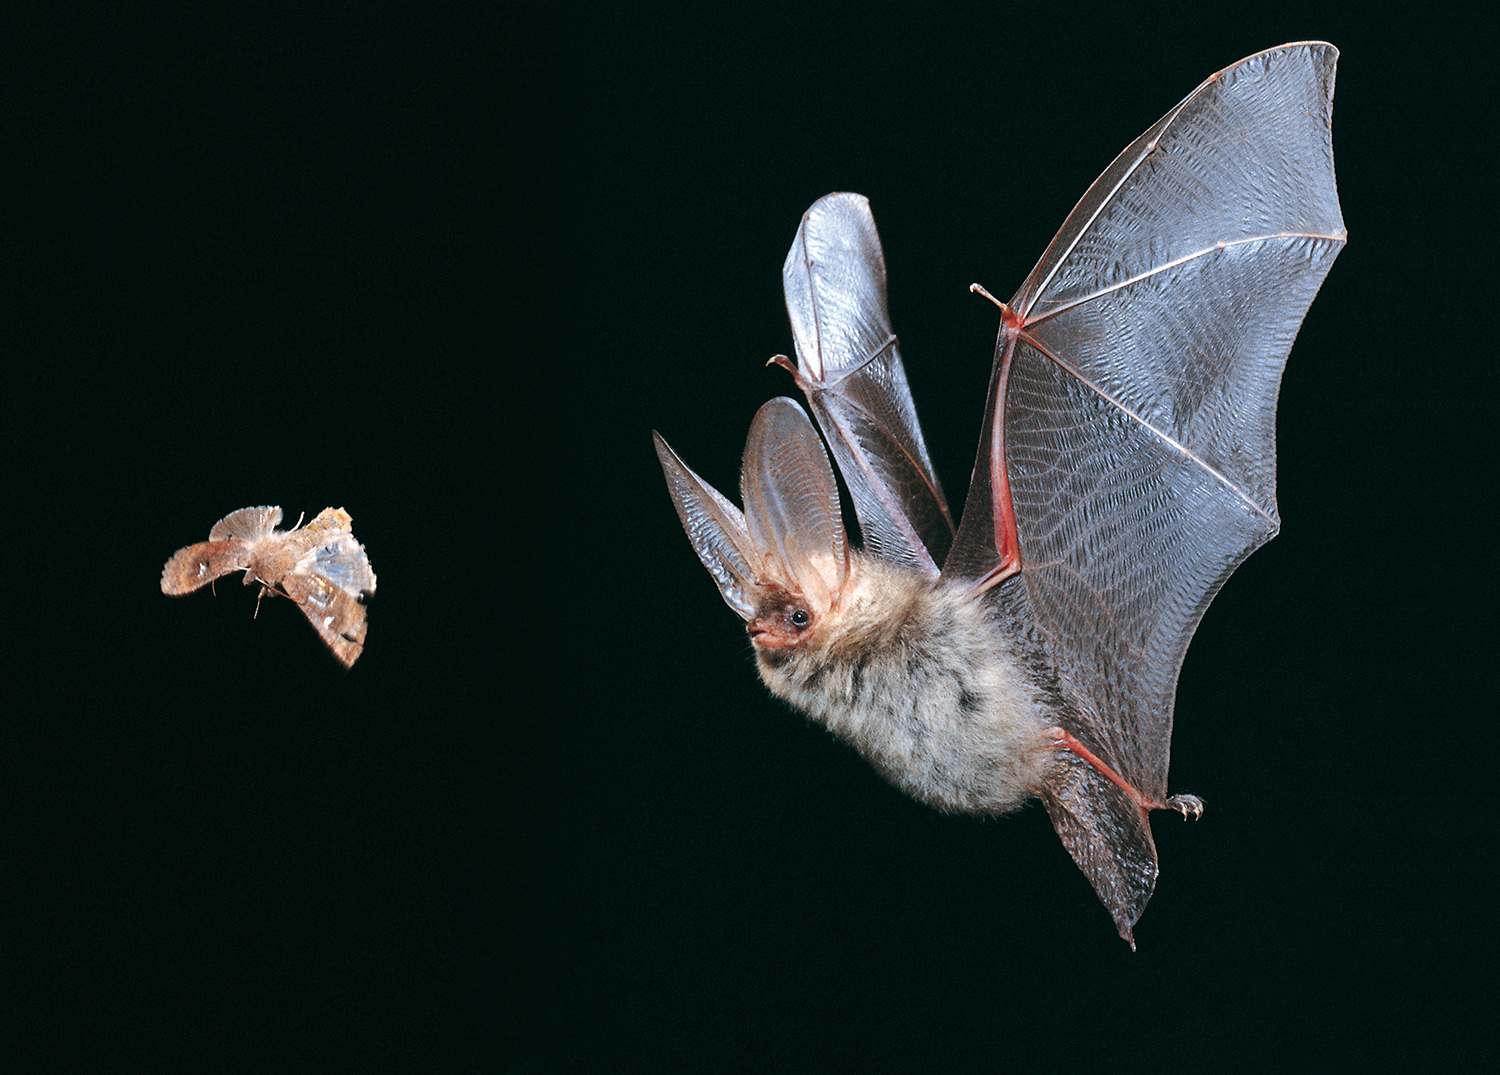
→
(789, 609, 811, 629)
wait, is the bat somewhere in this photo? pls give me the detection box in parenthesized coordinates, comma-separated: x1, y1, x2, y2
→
(653, 43, 1345, 945)
(161, 506, 377, 668)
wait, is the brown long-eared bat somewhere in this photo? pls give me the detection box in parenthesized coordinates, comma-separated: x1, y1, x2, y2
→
(654, 43, 1344, 945)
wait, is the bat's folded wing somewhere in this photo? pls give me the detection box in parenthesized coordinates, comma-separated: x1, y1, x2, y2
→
(782, 193, 954, 574)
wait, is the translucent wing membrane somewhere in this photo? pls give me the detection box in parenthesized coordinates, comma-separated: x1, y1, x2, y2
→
(951, 42, 1345, 803)
(1010, 240, 1338, 800)
(1015, 45, 1344, 321)
(781, 193, 954, 572)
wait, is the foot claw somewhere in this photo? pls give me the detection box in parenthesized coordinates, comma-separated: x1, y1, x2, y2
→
(1164, 793, 1204, 819)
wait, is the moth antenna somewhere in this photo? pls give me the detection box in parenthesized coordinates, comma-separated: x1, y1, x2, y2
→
(254, 584, 267, 619)
(291, 510, 305, 530)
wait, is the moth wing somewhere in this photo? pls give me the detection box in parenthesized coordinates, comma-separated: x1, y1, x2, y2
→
(285, 508, 378, 596)
(209, 505, 283, 542)
(945, 43, 1345, 942)
(281, 572, 370, 668)
(781, 193, 953, 573)
(161, 540, 253, 594)
(279, 508, 376, 667)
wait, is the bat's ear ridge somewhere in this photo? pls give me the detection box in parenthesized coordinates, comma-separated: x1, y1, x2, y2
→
(740, 398, 849, 617)
(654, 430, 762, 621)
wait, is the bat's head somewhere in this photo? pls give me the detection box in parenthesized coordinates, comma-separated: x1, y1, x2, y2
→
(654, 397, 849, 652)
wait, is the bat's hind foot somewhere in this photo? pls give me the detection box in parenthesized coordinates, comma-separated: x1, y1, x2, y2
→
(1164, 793, 1204, 819)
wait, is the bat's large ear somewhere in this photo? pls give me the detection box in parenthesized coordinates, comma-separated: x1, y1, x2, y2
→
(740, 398, 848, 617)
(655, 400, 849, 622)
(654, 431, 764, 621)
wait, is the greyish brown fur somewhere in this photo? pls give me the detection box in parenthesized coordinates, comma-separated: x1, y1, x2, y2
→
(755, 554, 1053, 814)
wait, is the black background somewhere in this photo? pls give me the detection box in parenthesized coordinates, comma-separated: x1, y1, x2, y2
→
(7, 2, 1492, 1070)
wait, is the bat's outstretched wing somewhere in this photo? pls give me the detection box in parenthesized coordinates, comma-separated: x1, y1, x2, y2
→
(945, 42, 1346, 939)
(778, 193, 955, 574)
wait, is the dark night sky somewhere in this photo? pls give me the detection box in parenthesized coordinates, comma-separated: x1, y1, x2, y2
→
(6, 3, 1492, 1070)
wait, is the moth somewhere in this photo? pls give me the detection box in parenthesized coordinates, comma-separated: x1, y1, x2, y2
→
(161, 506, 377, 668)
(653, 43, 1345, 945)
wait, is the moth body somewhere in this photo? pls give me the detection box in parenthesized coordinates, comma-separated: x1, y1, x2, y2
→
(755, 554, 1051, 814)
(162, 506, 376, 667)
